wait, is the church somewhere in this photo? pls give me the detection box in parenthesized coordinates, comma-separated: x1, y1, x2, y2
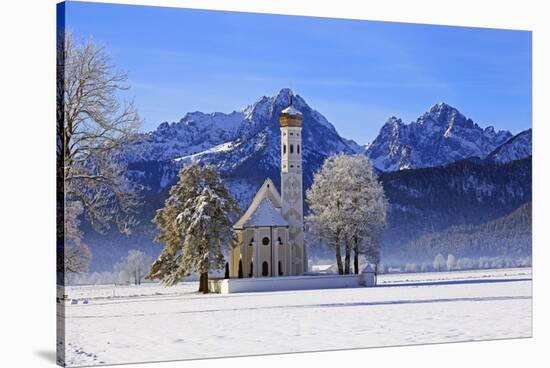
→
(229, 96, 307, 278)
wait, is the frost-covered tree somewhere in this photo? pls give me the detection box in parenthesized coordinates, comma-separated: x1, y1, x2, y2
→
(306, 154, 387, 275)
(446, 254, 456, 271)
(421, 262, 430, 272)
(57, 32, 142, 280)
(147, 164, 240, 292)
(115, 250, 152, 285)
(433, 253, 446, 272)
(62, 200, 92, 276)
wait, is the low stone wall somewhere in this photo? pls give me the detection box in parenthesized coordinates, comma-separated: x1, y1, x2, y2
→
(208, 273, 376, 294)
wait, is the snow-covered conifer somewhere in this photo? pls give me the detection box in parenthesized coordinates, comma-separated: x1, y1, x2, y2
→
(148, 164, 240, 292)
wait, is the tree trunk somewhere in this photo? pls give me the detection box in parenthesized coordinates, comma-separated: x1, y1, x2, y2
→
(198, 273, 204, 292)
(344, 237, 351, 275)
(198, 272, 209, 293)
(353, 236, 359, 274)
(335, 233, 344, 275)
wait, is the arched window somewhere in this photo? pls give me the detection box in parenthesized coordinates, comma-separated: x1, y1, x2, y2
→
(249, 262, 253, 278)
(262, 261, 269, 277)
(290, 144, 294, 154)
(262, 237, 270, 245)
(278, 261, 283, 276)
(283, 144, 286, 154)
(238, 260, 243, 278)
(297, 144, 300, 154)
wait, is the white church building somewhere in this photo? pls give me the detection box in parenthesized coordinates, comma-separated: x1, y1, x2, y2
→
(228, 97, 307, 278)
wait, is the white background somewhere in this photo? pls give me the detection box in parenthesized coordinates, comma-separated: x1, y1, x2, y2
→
(0, 0, 548, 367)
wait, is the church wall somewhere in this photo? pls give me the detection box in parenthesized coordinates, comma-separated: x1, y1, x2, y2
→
(256, 227, 272, 277)
(229, 231, 244, 278)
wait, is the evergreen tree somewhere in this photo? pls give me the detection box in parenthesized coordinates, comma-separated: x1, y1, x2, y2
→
(147, 164, 240, 292)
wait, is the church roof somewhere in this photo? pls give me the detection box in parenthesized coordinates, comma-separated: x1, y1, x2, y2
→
(240, 198, 288, 229)
(233, 178, 283, 229)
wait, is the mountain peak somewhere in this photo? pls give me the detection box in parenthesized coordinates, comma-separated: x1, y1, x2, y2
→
(429, 102, 455, 112)
(274, 88, 295, 105)
(367, 104, 514, 172)
(384, 116, 402, 125)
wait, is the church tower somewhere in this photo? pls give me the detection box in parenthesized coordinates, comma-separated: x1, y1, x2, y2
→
(279, 93, 307, 275)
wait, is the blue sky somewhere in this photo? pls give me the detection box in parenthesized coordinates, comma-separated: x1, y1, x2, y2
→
(62, 1, 532, 144)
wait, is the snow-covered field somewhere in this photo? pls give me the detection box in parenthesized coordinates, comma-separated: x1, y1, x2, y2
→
(59, 268, 532, 367)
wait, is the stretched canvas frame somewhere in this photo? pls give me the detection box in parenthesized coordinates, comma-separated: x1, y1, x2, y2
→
(57, 1, 532, 367)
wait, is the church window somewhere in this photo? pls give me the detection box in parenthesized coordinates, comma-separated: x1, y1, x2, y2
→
(278, 261, 283, 276)
(297, 145, 300, 154)
(283, 144, 286, 154)
(262, 262, 269, 277)
(249, 262, 253, 277)
(262, 237, 270, 245)
(238, 259, 243, 278)
(249, 238, 254, 246)
(290, 144, 294, 154)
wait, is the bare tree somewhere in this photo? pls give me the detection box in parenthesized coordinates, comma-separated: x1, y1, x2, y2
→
(57, 31, 142, 279)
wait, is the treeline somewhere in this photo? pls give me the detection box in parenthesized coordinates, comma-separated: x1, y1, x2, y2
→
(379, 254, 532, 274)
(381, 157, 532, 256)
(400, 202, 531, 260)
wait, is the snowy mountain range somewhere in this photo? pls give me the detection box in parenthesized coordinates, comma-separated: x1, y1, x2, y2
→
(365, 103, 516, 171)
(486, 129, 532, 164)
(126, 88, 362, 207)
(129, 88, 360, 166)
(127, 91, 531, 193)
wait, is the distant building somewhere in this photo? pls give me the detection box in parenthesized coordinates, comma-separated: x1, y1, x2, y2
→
(229, 92, 307, 277)
(311, 264, 339, 274)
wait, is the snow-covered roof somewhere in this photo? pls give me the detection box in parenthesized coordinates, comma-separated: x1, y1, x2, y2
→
(241, 198, 288, 229)
(362, 264, 376, 273)
(281, 105, 302, 117)
(234, 178, 283, 229)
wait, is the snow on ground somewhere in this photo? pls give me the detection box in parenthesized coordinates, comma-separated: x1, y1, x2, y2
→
(59, 268, 532, 367)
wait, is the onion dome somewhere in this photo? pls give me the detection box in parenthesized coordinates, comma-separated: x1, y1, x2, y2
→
(279, 91, 303, 127)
